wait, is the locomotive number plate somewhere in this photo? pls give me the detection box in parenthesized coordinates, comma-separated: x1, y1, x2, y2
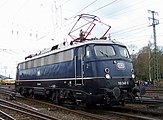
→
(118, 81, 129, 85)
(117, 62, 125, 69)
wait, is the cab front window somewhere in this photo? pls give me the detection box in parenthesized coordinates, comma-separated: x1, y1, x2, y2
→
(94, 45, 116, 57)
(119, 46, 129, 58)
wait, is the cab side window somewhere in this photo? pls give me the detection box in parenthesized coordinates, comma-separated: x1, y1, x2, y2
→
(86, 46, 91, 58)
(78, 47, 82, 60)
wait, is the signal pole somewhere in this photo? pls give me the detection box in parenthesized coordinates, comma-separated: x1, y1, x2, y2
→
(148, 10, 159, 83)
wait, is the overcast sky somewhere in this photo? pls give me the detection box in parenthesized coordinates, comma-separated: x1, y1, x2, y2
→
(0, 0, 162, 77)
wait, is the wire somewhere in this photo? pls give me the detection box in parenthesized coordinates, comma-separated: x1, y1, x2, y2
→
(89, 0, 119, 13)
(109, 10, 161, 36)
(0, 48, 19, 54)
(111, 22, 148, 35)
(66, 0, 98, 20)
(93, 0, 152, 32)
(103, 0, 147, 18)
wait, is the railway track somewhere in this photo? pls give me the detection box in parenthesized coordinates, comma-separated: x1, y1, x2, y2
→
(98, 110, 156, 120)
(0, 85, 162, 120)
(146, 89, 163, 93)
(0, 86, 109, 120)
(0, 110, 16, 120)
(2, 96, 157, 120)
(106, 105, 162, 120)
(0, 98, 59, 120)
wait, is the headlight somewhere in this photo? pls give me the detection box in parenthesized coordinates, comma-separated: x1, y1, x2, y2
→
(132, 74, 135, 79)
(105, 74, 111, 79)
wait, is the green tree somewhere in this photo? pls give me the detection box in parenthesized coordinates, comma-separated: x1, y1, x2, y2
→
(132, 46, 163, 82)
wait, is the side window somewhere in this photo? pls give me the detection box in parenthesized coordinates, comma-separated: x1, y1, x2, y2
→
(77, 47, 82, 60)
(20, 49, 74, 69)
(48, 54, 54, 64)
(86, 46, 91, 58)
(25, 61, 28, 69)
(23, 62, 25, 69)
(41, 57, 44, 66)
(19, 63, 24, 70)
(34, 59, 38, 67)
(31, 60, 34, 68)
(27, 61, 31, 69)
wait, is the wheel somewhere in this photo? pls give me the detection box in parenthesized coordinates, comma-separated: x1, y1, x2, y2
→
(51, 91, 60, 104)
(19, 88, 27, 97)
(25, 89, 34, 98)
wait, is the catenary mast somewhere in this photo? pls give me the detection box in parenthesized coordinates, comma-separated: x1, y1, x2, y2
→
(148, 10, 159, 83)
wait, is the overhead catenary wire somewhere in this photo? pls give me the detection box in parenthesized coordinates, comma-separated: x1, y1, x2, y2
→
(100, 0, 152, 32)
(62, 0, 147, 43)
(66, 0, 98, 21)
(103, 0, 148, 19)
(2, 1, 163, 49)
(110, 22, 149, 35)
(85, 0, 154, 36)
(106, 18, 147, 41)
(98, 1, 160, 45)
(89, 0, 119, 13)
(10, 0, 156, 42)
(53, 1, 160, 47)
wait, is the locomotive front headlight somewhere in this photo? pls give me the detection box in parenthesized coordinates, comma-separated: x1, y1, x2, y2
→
(132, 74, 135, 79)
(105, 74, 111, 79)
(131, 69, 135, 78)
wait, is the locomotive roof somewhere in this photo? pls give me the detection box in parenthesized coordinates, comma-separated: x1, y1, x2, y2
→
(21, 39, 125, 63)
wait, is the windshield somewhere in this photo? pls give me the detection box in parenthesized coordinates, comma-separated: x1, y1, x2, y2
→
(119, 46, 130, 58)
(94, 45, 116, 57)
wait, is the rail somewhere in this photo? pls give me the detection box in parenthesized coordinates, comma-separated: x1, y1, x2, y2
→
(0, 98, 59, 120)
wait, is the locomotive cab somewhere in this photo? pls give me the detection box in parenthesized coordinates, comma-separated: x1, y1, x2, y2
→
(73, 40, 136, 105)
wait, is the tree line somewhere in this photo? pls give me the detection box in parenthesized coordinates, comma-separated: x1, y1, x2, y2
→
(131, 45, 163, 83)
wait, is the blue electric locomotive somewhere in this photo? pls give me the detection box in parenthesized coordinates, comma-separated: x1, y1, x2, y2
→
(15, 14, 140, 106)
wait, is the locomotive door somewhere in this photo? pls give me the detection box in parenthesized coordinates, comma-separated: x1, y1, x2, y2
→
(74, 47, 84, 85)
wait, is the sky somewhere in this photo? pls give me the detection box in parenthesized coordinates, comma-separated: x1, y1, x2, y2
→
(0, 0, 163, 77)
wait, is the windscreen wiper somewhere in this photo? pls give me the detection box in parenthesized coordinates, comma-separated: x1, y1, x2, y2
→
(99, 50, 108, 57)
